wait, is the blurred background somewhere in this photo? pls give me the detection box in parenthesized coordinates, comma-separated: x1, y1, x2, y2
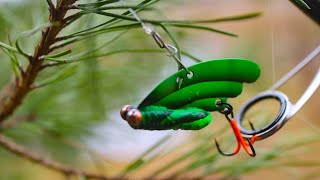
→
(0, 0, 319, 179)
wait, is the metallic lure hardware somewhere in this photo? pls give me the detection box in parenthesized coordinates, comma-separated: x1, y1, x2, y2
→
(236, 44, 320, 140)
(121, 0, 191, 75)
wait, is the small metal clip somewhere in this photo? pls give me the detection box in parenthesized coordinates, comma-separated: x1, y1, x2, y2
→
(151, 32, 166, 48)
(121, 0, 191, 79)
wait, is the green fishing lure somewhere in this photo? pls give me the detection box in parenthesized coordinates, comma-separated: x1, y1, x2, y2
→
(120, 58, 260, 130)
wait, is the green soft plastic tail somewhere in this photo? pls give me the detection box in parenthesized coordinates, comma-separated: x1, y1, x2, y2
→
(138, 58, 260, 108)
(153, 81, 242, 109)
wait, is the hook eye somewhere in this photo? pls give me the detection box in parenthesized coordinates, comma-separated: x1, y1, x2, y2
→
(236, 90, 292, 140)
(187, 71, 194, 79)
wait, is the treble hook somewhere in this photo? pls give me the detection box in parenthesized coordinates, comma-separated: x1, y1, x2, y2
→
(214, 102, 257, 157)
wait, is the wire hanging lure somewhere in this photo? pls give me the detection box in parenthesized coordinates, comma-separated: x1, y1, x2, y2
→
(119, 0, 261, 157)
(120, 59, 261, 132)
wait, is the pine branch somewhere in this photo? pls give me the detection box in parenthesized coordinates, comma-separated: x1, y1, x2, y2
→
(0, 114, 36, 130)
(0, 134, 112, 180)
(0, 0, 75, 123)
(46, 0, 56, 13)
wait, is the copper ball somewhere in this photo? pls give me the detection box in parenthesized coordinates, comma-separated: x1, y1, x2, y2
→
(120, 105, 134, 120)
(126, 109, 142, 127)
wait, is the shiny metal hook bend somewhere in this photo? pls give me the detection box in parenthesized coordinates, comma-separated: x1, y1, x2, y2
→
(236, 44, 320, 140)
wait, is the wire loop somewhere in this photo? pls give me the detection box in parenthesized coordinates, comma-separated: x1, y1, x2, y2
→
(151, 32, 166, 48)
(216, 101, 234, 121)
(121, 0, 191, 76)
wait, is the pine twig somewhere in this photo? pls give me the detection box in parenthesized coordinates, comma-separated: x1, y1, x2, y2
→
(46, 0, 56, 14)
(0, 114, 36, 130)
(0, 0, 75, 123)
(0, 134, 112, 180)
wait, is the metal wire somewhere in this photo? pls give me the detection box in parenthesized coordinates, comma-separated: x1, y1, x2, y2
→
(121, 0, 191, 74)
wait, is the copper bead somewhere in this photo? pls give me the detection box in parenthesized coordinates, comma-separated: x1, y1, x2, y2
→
(120, 105, 134, 120)
(126, 109, 142, 127)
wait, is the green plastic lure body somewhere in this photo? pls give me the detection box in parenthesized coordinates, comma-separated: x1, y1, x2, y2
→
(120, 58, 260, 130)
(138, 106, 212, 130)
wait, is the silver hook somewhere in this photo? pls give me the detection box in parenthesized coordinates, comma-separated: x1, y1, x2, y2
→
(164, 44, 191, 74)
(165, 44, 178, 57)
(236, 44, 320, 140)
